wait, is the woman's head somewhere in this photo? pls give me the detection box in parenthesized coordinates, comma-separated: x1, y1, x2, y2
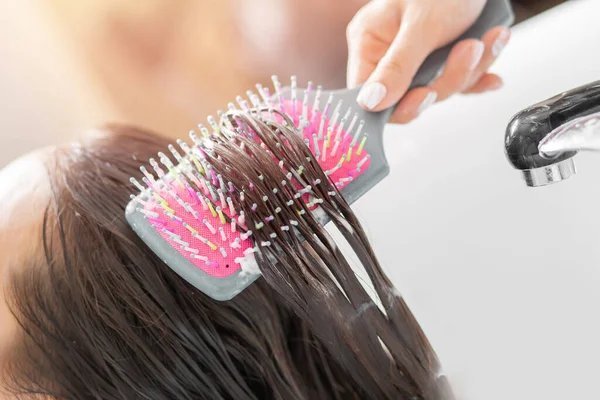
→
(0, 125, 451, 399)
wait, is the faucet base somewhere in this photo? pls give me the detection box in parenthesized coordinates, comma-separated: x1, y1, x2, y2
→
(522, 158, 577, 187)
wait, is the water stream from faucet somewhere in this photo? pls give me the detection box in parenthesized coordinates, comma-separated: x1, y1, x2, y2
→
(539, 111, 600, 157)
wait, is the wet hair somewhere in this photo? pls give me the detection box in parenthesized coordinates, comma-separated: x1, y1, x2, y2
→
(3, 123, 453, 399)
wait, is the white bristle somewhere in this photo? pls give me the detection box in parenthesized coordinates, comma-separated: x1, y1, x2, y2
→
(166, 212, 182, 222)
(130, 177, 146, 192)
(139, 166, 155, 183)
(202, 219, 217, 234)
(149, 158, 166, 178)
(312, 85, 323, 119)
(241, 231, 252, 241)
(221, 113, 234, 130)
(137, 208, 159, 218)
(208, 115, 220, 134)
(356, 154, 371, 170)
(198, 193, 209, 210)
(318, 114, 327, 140)
(334, 117, 346, 143)
(158, 152, 174, 167)
(189, 130, 202, 145)
(199, 125, 210, 138)
(250, 94, 261, 108)
(168, 144, 184, 164)
(206, 181, 217, 202)
(227, 197, 235, 215)
(176, 139, 191, 155)
(172, 237, 190, 247)
(256, 83, 269, 103)
(329, 100, 343, 129)
(322, 93, 334, 117)
(242, 247, 256, 257)
(290, 75, 297, 113)
(326, 163, 342, 176)
(271, 75, 283, 110)
(331, 137, 341, 157)
(321, 134, 328, 162)
(183, 246, 199, 255)
(350, 120, 365, 147)
(342, 107, 352, 123)
(312, 134, 320, 156)
(217, 174, 226, 191)
(346, 113, 359, 136)
(236, 95, 245, 109)
(130, 194, 147, 206)
(163, 230, 180, 239)
(302, 81, 312, 122)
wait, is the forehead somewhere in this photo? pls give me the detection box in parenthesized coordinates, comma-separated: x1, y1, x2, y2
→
(0, 149, 53, 271)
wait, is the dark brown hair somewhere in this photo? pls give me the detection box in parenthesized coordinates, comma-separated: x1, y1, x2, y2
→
(3, 123, 453, 399)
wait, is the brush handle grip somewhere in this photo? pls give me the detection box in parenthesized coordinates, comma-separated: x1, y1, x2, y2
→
(380, 0, 515, 121)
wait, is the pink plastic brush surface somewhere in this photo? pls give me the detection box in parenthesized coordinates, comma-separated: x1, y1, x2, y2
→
(133, 86, 372, 279)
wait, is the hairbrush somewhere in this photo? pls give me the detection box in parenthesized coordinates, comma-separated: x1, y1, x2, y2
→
(126, 0, 514, 301)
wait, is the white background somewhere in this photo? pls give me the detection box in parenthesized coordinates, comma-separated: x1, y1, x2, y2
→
(339, 1, 600, 398)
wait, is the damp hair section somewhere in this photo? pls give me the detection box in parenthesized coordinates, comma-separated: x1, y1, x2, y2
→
(3, 124, 453, 400)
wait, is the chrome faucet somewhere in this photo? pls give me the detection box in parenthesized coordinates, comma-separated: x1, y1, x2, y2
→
(505, 80, 600, 187)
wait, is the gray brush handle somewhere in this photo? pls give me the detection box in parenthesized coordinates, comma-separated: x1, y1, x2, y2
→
(321, 0, 514, 205)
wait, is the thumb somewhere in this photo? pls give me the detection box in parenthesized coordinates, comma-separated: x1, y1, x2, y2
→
(356, 18, 435, 112)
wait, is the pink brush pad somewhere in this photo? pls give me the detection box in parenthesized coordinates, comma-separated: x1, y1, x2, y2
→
(141, 99, 371, 279)
(143, 181, 251, 278)
(281, 99, 371, 191)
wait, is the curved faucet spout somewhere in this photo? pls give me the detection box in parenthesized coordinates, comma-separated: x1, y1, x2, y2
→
(505, 80, 600, 187)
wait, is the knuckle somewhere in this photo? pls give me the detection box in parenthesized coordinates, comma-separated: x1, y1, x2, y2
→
(346, 6, 371, 40)
(380, 56, 404, 74)
(346, 16, 364, 40)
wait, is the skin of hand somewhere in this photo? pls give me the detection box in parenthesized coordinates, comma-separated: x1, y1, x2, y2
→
(346, 0, 511, 123)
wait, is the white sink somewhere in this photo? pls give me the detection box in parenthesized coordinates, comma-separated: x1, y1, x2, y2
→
(336, 1, 600, 398)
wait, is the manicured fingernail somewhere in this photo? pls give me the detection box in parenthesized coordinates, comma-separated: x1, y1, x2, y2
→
(417, 91, 437, 114)
(357, 82, 387, 110)
(489, 80, 504, 90)
(492, 28, 510, 57)
(467, 42, 485, 72)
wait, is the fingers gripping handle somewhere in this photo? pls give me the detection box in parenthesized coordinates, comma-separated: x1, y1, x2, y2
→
(380, 0, 515, 121)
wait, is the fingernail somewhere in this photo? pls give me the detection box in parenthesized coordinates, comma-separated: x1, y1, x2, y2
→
(357, 82, 387, 110)
(492, 28, 510, 57)
(467, 42, 485, 72)
(417, 91, 437, 114)
(489, 80, 504, 90)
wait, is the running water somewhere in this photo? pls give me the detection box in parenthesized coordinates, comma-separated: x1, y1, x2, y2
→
(539, 111, 600, 156)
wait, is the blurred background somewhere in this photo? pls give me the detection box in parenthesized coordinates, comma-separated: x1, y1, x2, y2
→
(0, 0, 569, 167)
